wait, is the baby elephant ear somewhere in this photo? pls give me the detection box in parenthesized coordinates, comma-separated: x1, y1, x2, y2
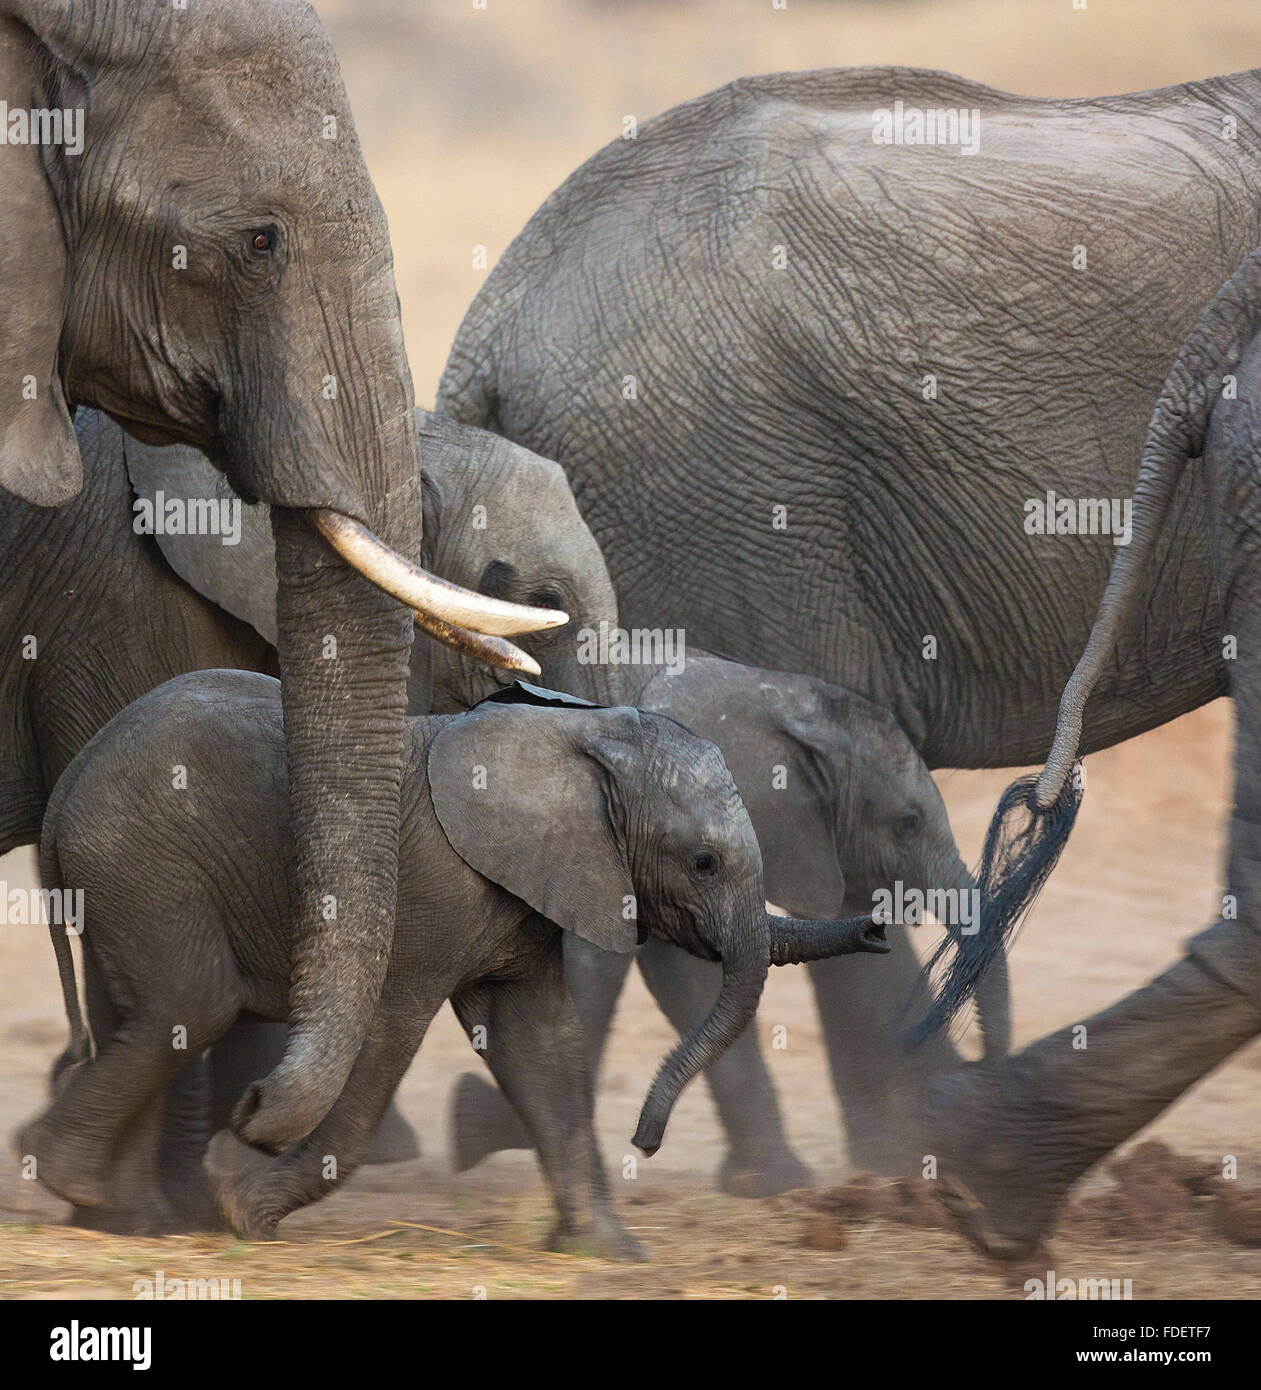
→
(122, 432, 278, 647)
(427, 703, 644, 953)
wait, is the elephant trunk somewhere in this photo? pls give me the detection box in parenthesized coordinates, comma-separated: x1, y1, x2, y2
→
(232, 504, 417, 1151)
(632, 908, 888, 1154)
(632, 929, 769, 1156)
(768, 911, 889, 964)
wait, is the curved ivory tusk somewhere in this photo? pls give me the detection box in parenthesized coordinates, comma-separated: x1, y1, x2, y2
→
(311, 509, 569, 637)
(413, 610, 541, 677)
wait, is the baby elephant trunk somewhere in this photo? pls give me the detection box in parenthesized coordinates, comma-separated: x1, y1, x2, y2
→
(768, 912, 888, 965)
(631, 910, 887, 1155)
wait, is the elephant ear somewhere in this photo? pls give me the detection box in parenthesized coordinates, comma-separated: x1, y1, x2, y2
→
(0, 12, 79, 504)
(427, 702, 644, 952)
(123, 435, 278, 647)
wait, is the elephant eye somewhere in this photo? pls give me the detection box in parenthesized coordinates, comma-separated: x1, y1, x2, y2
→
(479, 559, 516, 600)
(528, 586, 564, 611)
(896, 811, 922, 839)
(249, 227, 277, 253)
(691, 850, 719, 878)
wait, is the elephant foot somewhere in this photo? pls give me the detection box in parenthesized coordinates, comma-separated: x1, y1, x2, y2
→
(160, 1180, 226, 1234)
(717, 1148, 815, 1199)
(364, 1101, 421, 1166)
(68, 1200, 210, 1237)
(215, 1168, 284, 1241)
(15, 1117, 107, 1209)
(547, 1213, 649, 1262)
(450, 1072, 531, 1173)
(158, 1148, 227, 1232)
(928, 1064, 1076, 1260)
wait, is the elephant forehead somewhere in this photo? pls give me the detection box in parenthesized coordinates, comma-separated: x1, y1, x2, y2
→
(653, 747, 752, 841)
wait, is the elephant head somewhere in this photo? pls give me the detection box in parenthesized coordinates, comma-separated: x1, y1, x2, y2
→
(408, 410, 622, 712)
(118, 405, 621, 713)
(638, 659, 1010, 1057)
(0, 0, 561, 1150)
(425, 701, 888, 1155)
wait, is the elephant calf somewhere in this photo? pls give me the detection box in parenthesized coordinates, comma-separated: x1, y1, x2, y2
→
(20, 671, 885, 1255)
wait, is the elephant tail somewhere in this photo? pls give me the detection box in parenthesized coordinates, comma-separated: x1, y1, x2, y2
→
(38, 779, 91, 1080)
(912, 773, 1082, 1045)
(917, 244, 1261, 1045)
(1037, 243, 1261, 807)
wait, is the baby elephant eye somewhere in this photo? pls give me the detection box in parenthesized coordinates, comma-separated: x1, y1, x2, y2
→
(250, 227, 276, 253)
(692, 851, 718, 877)
(896, 811, 922, 839)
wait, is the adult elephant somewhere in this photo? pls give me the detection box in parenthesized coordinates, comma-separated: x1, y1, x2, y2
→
(438, 65, 1261, 1165)
(924, 246, 1261, 1258)
(3, 404, 617, 1223)
(0, 0, 556, 1153)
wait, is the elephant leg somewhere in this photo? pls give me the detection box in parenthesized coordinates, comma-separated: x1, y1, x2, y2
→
(635, 935, 814, 1197)
(932, 641, 1261, 1257)
(85, 1088, 182, 1236)
(930, 952, 1261, 1258)
(24, 1010, 226, 1231)
(453, 948, 645, 1261)
(808, 925, 962, 1176)
(216, 995, 434, 1240)
(448, 935, 636, 1172)
(156, 1052, 221, 1230)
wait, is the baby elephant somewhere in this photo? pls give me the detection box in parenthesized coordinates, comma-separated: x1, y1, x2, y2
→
(20, 671, 885, 1255)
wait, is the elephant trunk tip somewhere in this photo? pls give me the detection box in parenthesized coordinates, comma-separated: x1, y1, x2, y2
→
(768, 912, 888, 965)
(631, 1120, 663, 1158)
(230, 1047, 352, 1154)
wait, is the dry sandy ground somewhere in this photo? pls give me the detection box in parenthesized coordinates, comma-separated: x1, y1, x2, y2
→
(5, 0, 1261, 1298)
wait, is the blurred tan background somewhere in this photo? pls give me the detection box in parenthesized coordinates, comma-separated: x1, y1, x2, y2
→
(317, 0, 1261, 397)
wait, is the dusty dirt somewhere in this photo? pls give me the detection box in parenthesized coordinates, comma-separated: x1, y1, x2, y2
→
(5, 0, 1261, 1298)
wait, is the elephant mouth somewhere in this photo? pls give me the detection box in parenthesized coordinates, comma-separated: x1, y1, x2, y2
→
(860, 921, 891, 953)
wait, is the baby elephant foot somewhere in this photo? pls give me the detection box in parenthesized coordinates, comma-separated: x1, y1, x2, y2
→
(215, 1166, 286, 1241)
(14, 1116, 107, 1209)
(718, 1148, 815, 1199)
(450, 1072, 531, 1173)
(547, 1212, 649, 1262)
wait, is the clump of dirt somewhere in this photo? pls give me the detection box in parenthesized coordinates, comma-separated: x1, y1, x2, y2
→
(1209, 1185, 1261, 1247)
(1070, 1141, 1223, 1243)
(797, 1173, 948, 1248)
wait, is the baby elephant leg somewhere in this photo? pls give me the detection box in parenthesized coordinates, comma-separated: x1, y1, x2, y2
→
(216, 992, 434, 1240)
(22, 1004, 230, 1232)
(449, 935, 636, 1172)
(452, 944, 647, 1261)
